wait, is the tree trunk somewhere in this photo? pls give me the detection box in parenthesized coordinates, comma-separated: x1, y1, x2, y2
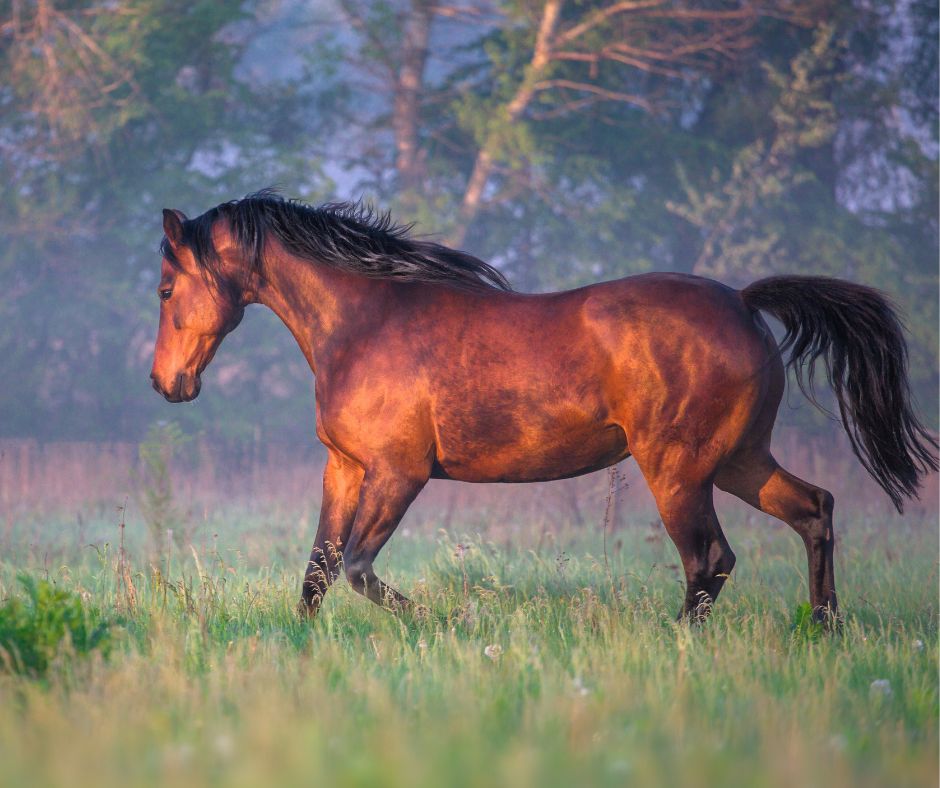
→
(393, 0, 435, 190)
(447, 0, 563, 247)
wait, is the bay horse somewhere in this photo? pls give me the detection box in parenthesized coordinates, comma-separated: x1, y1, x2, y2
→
(150, 192, 937, 623)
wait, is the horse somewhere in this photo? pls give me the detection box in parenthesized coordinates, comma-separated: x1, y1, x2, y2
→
(149, 192, 937, 623)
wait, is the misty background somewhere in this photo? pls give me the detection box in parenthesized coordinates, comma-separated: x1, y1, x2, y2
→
(1, 0, 937, 454)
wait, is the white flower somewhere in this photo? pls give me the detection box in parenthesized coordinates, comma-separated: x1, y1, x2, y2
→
(869, 679, 893, 700)
(213, 734, 235, 758)
(483, 644, 502, 661)
(913, 639, 925, 652)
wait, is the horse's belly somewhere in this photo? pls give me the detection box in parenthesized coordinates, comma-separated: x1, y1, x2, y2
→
(432, 420, 630, 483)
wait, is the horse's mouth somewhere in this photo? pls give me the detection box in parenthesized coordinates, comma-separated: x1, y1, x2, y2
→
(152, 373, 201, 403)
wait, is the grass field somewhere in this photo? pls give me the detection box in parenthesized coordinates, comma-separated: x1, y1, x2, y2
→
(0, 490, 936, 788)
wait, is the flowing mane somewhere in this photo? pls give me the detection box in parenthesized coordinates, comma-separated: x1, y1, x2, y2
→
(161, 190, 512, 292)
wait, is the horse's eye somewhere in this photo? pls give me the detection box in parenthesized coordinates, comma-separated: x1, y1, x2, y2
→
(160, 289, 172, 301)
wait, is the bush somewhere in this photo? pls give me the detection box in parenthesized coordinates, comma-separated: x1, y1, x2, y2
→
(0, 576, 113, 677)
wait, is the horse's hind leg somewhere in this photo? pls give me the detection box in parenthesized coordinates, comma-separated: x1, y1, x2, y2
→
(299, 451, 363, 618)
(716, 450, 837, 621)
(342, 464, 427, 612)
(638, 451, 737, 620)
(656, 483, 737, 620)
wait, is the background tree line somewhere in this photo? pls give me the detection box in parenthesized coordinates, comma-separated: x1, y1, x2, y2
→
(1, 0, 936, 443)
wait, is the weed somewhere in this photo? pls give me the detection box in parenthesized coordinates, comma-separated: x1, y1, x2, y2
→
(136, 422, 189, 551)
(0, 576, 113, 676)
(790, 601, 825, 642)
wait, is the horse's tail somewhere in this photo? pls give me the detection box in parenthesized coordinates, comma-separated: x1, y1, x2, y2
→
(741, 275, 938, 512)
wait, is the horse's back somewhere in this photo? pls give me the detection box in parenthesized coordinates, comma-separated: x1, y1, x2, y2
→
(420, 273, 778, 482)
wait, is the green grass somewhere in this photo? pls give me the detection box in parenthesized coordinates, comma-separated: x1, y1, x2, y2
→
(0, 504, 935, 788)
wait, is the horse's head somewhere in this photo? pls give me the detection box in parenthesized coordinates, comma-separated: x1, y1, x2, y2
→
(150, 209, 245, 402)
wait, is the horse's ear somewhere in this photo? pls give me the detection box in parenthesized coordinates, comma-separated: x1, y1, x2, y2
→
(162, 209, 187, 248)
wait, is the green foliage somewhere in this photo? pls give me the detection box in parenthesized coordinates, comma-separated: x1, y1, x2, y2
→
(0, 0, 935, 440)
(0, 576, 113, 677)
(0, 0, 327, 442)
(667, 26, 841, 278)
(790, 601, 826, 642)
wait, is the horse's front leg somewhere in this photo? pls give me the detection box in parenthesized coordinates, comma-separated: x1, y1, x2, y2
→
(341, 464, 428, 612)
(298, 451, 364, 618)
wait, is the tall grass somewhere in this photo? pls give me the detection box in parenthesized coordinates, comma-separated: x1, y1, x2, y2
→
(0, 493, 935, 788)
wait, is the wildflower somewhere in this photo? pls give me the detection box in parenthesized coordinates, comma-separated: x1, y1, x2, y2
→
(483, 644, 502, 661)
(913, 639, 925, 652)
(213, 733, 235, 758)
(869, 679, 892, 700)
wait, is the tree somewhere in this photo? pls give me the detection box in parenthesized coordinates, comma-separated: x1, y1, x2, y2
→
(0, 0, 324, 439)
(0, 0, 934, 440)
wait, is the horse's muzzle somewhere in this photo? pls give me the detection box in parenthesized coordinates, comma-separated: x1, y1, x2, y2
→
(151, 371, 201, 403)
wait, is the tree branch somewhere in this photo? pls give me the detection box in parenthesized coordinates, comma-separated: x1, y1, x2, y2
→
(449, 0, 564, 246)
(533, 78, 655, 113)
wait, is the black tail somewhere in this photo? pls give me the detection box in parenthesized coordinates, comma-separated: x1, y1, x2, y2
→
(742, 275, 938, 512)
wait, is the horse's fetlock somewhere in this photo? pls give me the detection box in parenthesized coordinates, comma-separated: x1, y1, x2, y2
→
(343, 555, 371, 585)
(716, 546, 736, 577)
(707, 539, 735, 577)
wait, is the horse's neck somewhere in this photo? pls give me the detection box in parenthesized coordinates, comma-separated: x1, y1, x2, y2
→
(253, 248, 380, 375)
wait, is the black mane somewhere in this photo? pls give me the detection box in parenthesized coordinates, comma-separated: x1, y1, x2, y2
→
(161, 190, 512, 292)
